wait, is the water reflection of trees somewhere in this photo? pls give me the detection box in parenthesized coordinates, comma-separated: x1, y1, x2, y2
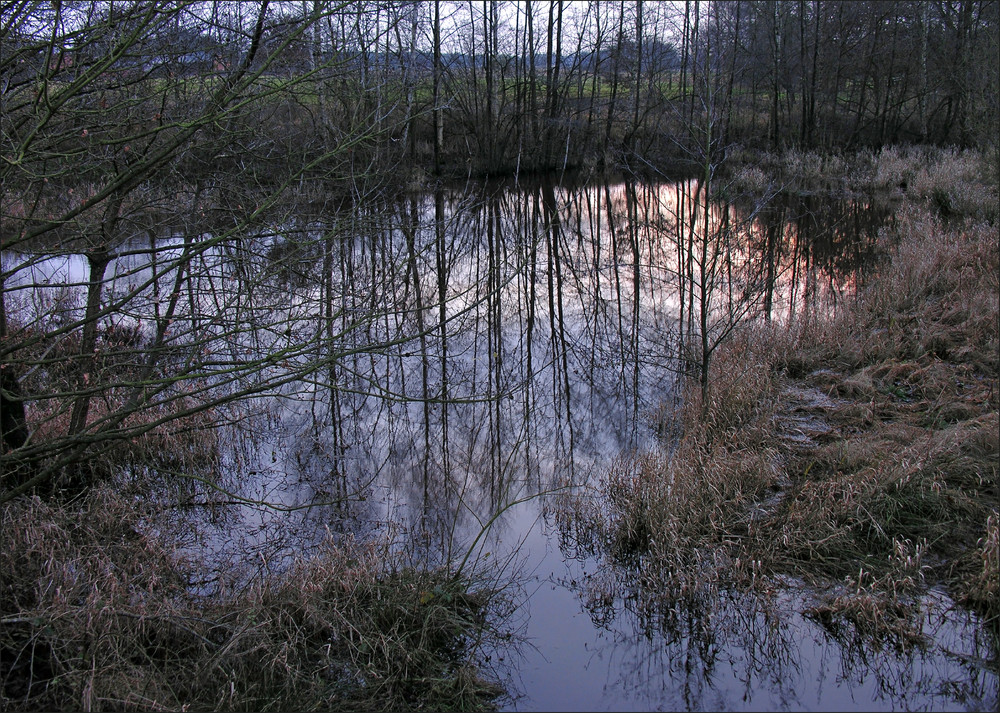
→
(262, 177, 910, 708)
(6, 162, 926, 706)
(4, 171, 891, 558)
(545, 526, 995, 712)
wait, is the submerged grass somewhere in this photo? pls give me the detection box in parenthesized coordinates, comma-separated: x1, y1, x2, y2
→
(569, 146, 999, 650)
(0, 487, 506, 711)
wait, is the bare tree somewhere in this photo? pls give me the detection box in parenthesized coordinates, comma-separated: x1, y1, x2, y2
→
(0, 1, 430, 499)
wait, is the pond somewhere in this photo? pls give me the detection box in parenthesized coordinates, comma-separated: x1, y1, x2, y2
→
(3, 175, 995, 710)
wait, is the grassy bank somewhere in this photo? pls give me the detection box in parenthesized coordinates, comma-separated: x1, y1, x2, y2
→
(0, 486, 507, 711)
(569, 146, 998, 648)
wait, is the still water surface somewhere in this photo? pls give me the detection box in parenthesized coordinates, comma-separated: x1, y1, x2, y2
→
(5, 176, 995, 710)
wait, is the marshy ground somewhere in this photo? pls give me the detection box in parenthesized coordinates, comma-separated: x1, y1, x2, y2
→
(1, 146, 997, 711)
(564, 146, 998, 669)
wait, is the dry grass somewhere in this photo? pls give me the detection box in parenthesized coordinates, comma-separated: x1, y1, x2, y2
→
(962, 512, 1000, 620)
(569, 327, 785, 604)
(754, 192, 997, 633)
(787, 207, 998, 374)
(0, 489, 506, 711)
(567, 147, 999, 645)
(758, 412, 996, 577)
(732, 145, 999, 224)
(870, 145, 999, 221)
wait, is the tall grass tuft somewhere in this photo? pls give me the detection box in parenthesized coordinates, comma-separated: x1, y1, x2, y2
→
(579, 326, 784, 605)
(0, 488, 507, 711)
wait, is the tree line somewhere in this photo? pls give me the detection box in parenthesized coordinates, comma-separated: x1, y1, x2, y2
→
(1, 0, 997, 497)
(3, 2, 996, 180)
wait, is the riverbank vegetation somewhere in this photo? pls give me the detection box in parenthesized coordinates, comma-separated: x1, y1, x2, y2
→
(563, 144, 998, 651)
(0, 485, 509, 710)
(2, 2, 998, 709)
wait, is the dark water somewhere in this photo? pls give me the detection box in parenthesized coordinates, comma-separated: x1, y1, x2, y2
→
(492, 501, 995, 711)
(4, 176, 995, 710)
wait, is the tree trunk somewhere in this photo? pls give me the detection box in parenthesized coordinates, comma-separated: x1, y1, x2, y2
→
(433, 0, 443, 173)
